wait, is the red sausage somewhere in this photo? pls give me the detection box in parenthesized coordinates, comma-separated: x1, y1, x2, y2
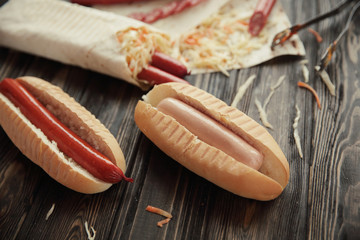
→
(0, 78, 133, 183)
(248, 0, 277, 36)
(151, 51, 189, 78)
(137, 65, 189, 85)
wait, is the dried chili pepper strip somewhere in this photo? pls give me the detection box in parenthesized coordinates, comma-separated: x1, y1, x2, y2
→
(271, 0, 356, 49)
(318, 41, 337, 71)
(146, 205, 173, 228)
(297, 81, 321, 109)
(145, 205, 173, 218)
(157, 218, 171, 228)
(308, 28, 323, 43)
(317, 0, 360, 71)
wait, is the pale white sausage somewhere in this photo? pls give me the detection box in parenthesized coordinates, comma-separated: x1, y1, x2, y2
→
(157, 98, 263, 170)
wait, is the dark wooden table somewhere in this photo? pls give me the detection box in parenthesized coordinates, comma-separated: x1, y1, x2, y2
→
(1, 0, 359, 239)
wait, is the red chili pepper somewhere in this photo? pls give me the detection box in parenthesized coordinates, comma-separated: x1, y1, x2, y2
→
(137, 65, 190, 85)
(0, 78, 133, 183)
(248, 0, 277, 36)
(151, 51, 189, 78)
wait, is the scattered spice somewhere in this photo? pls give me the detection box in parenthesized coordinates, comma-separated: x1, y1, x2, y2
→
(231, 74, 256, 107)
(293, 105, 303, 158)
(45, 203, 55, 221)
(308, 28, 323, 42)
(84, 221, 96, 240)
(297, 81, 321, 109)
(146, 205, 173, 228)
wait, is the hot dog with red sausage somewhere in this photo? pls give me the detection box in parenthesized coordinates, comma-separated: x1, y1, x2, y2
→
(0, 76, 132, 194)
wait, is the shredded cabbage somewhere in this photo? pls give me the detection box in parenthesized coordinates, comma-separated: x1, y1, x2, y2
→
(179, 4, 270, 75)
(116, 26, 173, 79)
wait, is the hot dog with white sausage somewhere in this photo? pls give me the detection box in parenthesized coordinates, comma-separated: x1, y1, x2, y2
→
(134, 83, 289, 200)
(0, 76, 132, 194)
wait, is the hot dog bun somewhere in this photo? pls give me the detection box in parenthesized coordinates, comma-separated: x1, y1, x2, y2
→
(134, 83, 290, 200)
(0, 76, 126, 194)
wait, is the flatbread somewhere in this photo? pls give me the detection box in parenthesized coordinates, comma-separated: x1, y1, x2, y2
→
(180, 0, 305, 74)
(94, 0, 231, 38)
(0, 0, 162, 88)
(96, 0, 305, 74)
(0, 0, 305, 87)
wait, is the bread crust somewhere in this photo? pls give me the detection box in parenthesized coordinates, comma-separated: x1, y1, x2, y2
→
(0, 76, 126, 193)
(135, 83, 290, 200)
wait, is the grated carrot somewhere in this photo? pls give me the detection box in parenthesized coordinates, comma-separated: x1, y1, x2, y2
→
(223, 25, 234, 34)
(237, 20, 249, 25)
(157, 218, 171, 228)
(146, 205, 173, 228)
(205, 28, 214, 38)
(146, 205, 173, 218)
(184, 37, 199, 45)
(116, 26, 173, 80)
(308, 28, 323, 43)
(179, 3, 268, 74)
(297, 81, 321, 109)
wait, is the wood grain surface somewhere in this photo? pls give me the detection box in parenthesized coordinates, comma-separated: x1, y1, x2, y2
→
(0, 0, 359, 239)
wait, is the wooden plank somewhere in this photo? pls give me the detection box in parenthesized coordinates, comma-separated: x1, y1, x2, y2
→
(0, 0, 359, 239)
(304, 1, 360, 239)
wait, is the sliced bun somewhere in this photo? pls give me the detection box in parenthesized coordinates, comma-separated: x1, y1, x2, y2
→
(134, 83, 290, 200)
(0, 76, 126, 193)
